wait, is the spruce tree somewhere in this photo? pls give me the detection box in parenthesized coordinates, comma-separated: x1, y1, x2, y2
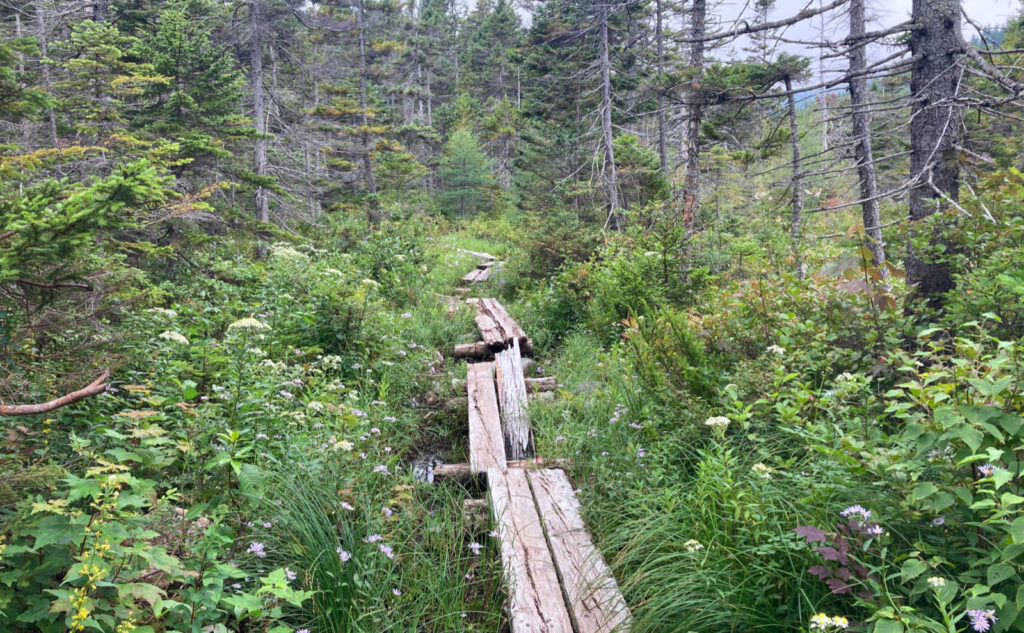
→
(438, 126, 494, 217)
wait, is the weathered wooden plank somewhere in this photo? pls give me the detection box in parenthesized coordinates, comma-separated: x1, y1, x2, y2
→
(475, 298, 532, 355)
(528, 469, 631, 633)
(454, 342, 493, 360)
(461, 268, 489, 286)
(458, 248, 497, 262)
(495, 338, 532, 460)
(467, 363, 506, 474)
(525, 376, 560, 393)
(432, 458, 573, 483)
(488, 468, 574, 633)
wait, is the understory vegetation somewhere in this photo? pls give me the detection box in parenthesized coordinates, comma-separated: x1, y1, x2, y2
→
(3, 0, 1024, 630)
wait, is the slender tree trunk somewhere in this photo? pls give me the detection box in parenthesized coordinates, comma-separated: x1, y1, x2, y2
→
(784, 75, 805, 279)
(269, 44, 281, 120)
(907, 0, 962, 305)
(818, 0, 829, 152)
(655, 0, 667, 174)
(35, 0, 57, 146)
(249, 0, 270, 223)
(357, 0, 377, 201)
(681, 0, 705, 237)
(848, 0, 887, 273)
(599, 5, 621, 231)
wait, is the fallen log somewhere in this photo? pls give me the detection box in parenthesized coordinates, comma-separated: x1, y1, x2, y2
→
(432, 458, 572, 483)
(454, 342, 492, 359)
(0, 369, 110, 416)
(525, 376, 559, 393)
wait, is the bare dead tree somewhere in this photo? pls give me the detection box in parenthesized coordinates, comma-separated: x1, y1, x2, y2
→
(907, 0, 963, 305)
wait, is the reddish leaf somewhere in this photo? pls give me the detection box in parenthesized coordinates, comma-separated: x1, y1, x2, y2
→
(794, 525, 827, 543)
(826, 578, 853, 594)
(808, 565, 833, 579)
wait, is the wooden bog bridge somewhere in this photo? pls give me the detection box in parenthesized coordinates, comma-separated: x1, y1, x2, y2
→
(442, 250, 630, 633)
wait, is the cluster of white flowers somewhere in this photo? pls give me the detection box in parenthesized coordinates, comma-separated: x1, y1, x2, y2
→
(765, 344, 786, 356)
(752, 463, 772, 480)
(927, 577, 947, 589)
(149, 307, 178, 318)
(269, 243, 311, 263)
(260, 359, 288, 371)
(809, 613, 849, 631)
(704, 416, 730, 431)
(247, 347, 267, 358)
(318, 354, 344, 369)
(159, 330, 189, 345)
(323, 268, 345, 277)
(228, 317, 270, 331)
(683, 539, 704, 553)
(361, 278, 380, 287)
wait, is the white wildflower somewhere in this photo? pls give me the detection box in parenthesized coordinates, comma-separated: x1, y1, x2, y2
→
(228, 317, 270, 331)
(765, 344, 786, 355)
(752, 463, 772, 479)
(683, 539, 704, 553)
(159, 330, 189, 345)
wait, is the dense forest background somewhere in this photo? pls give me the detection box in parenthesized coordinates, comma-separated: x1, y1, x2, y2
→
(2, 0, 1024, 630)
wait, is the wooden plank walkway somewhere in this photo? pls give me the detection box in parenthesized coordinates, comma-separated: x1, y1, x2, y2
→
(467, 362, 505, 474)
(447, 253, 630, 633)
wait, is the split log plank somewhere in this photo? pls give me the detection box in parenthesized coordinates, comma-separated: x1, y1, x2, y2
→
(495, 338, 532, 460)
(467, 363, 506, 474)
(528, 469, 631, 633)
(458, 248, 496, 262)
(487, 468, 574, 633)
(475, 298, 532, 355)
(460, 268, 490, 286)
(454, 342, 492, 360)
(525, 377, 560, 393)
(432, 458, 573, 483)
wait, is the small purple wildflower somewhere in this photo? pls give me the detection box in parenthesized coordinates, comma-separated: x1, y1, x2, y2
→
(285, 568, 297, 581)
(372, 400, 386, 406)
(840, 505, 871, 521)
(279, 390, 294, 399)
(401, 312, 412, 319)
(932, 516, 945, 527)
(256, 433, 269, 440)
(382, 506, 393, 517)
(393, 588, 402, 596)
(978, 464, 995, 477)
(342, 501, 354, 511)
(383, 416, 396, 422)
(864, 524, 884, 537)
(364, 534, 383, 543)
(262, 521, 273, 528)
(555, 436, 566, 443)
(468, 542, 483, 555)
(967, 609, 997, 632)
(374, 464, 390, 475)
(370, 427, 381, 434)
(248, 542, 267, 558)
(336, 547, 351, 562)
(379, 544, 394, 559)
(297, 629, 310, 633)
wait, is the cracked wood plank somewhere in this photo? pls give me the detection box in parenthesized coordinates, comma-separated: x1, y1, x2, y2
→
(528, 469, 631, 633)
(487, 467, 574, 633)
(467, 362, 506, 474)
(495, 338, 532, 460)
(475, 298, 532, 355)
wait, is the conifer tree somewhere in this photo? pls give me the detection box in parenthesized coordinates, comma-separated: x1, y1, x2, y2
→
(438, 125, 493, 217)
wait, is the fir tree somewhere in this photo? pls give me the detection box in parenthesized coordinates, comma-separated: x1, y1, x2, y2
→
(438, 126, 493, 217)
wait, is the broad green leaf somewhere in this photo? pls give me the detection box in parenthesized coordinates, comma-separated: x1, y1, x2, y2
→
(901, 558, 928, 583)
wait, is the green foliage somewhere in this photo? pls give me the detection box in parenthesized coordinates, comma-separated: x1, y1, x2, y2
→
(438, 126, 495, 218)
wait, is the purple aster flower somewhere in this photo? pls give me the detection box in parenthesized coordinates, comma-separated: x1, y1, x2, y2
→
(336, 547, 351, 562)
(967, 609, 997, 632)
(279, 390, 294, 399)
(392, 588, 402, 596)
(555, 436, 566, 443)
(370, 427, 381, 434)
(932, 516, 945, 527)
(313, 423, 325, 430)
(248, 542, 267, 558)
(978, 464, 995, 477)
(840, 505, 871, 520)
(383, 416, 396, 422)
(382, 506, 393, 517)
(400, 312, 412, 319)
(341, 501, 354, 511)
(262, 521, 273, 528)
(864, 524, 884, 537)
(256, 433, 269, 440)
(379, 544, 394, 559)
(374, 464, 390, 475)
(296, 629, 310, 633)
(285, 568, 297, 581)
(372, 400, 386, 406)
(468, 542, 483, 555)
(629, 423, 644, 429)
(363, 534, 383, 543)
(636, 447, 646, 458)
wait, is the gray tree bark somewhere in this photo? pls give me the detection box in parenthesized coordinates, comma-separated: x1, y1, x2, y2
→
(357, 0, 377, 199)
(907, 0, 963, 304)
(599, 5, 621, 231)
(249, 0, 270, 223)
(681, 0, 706, 238)
(655, 0, 667, 174)
(784, 75, 805, 279)
(848, 0, 887, 272)
(35, 0, 57, 146)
